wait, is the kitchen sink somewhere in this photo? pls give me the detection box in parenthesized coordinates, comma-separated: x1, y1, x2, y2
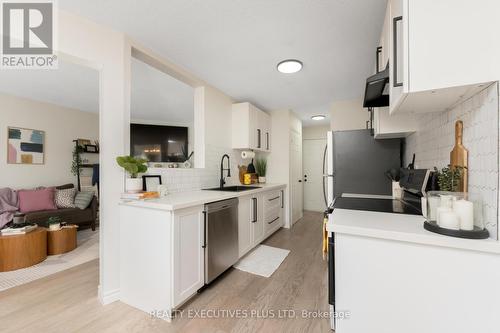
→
(203, 185, 261, 192)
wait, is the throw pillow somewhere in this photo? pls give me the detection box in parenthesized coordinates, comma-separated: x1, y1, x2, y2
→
(18, 188, 57, 213)
(55, 188, 76, 208)
(74, 191, 94, 210)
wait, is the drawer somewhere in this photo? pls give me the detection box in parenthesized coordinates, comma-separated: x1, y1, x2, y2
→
(264, 210, 282, 234)
(263, 190, 282, 211)
(264, 206, 280, 222)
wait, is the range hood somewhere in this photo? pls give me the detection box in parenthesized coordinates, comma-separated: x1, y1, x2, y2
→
(363, 64, 389, 108)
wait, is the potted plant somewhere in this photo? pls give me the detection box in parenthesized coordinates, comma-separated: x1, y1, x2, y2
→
(47, 216, 62, 231)
(256, 158, 267, 183)
(116, 156, 148, 193)
(434, 165, 463, 191)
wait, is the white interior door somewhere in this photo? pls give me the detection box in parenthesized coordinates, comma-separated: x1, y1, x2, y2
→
(303, 139, 327, 212)
(290, 129, 303, 224)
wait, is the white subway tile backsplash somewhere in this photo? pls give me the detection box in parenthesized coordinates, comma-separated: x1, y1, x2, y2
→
(405, 83, 499, 239)
(146, 144, 260, 194)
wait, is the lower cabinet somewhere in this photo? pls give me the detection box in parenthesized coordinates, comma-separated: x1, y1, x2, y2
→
(263, 189, 285, 238)
(238, 188, 284, 259)
(172, 205, 205, 307)
(252, 194, 264, 245)
(238, 193, 264, 258)
(238, 195, 254, 257)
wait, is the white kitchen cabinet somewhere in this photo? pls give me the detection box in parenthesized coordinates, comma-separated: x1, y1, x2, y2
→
(238, 195, 253, 257)
(252, 194, 265, 245)
(373, 107, 416, 139)
(377, 2, 390, 72)
(119, 204, 205, 321)
(385, 0, 495, 115)
(172, 205, 205, 307)
(263, 189, 284, 238)
(258, 111, 271, 152)
(232, 102, 271, 152)
(372, 4, 416, 139)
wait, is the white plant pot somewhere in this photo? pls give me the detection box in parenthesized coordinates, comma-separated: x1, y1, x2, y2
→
(49, 223, 61, 231)
(258, 176, 266, 184)
(126, 178, 143, 193)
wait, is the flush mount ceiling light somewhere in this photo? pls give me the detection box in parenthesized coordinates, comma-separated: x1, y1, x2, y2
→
(311, 115, 326, 121)
(277, 59, 303, 74)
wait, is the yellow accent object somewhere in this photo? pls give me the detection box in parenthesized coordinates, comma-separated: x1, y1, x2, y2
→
(244, 173, 252, 185)
(322, 216, 328, 260)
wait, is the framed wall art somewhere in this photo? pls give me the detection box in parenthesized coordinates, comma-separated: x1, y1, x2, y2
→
(7, 127, 45, 165)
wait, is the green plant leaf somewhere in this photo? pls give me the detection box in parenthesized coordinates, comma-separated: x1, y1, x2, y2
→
(116, 155, 148, 178)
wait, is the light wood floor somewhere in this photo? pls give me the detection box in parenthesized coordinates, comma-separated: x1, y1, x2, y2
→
(0, 211, 330, 333)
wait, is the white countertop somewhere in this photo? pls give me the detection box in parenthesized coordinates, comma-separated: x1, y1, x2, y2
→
(327, 208, 500, 255)
(119, 183, 286, 211)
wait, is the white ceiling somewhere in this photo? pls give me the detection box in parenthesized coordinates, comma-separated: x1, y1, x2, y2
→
(131, 57, 194, 124)
(0, 60, 99, 113)
(59, 0, 387, 127)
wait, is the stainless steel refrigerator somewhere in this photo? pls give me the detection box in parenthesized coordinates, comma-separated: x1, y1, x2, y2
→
(323, 129, 402, 207)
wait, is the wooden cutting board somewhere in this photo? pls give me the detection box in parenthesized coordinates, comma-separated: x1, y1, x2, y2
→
(450, 120, 468, 192)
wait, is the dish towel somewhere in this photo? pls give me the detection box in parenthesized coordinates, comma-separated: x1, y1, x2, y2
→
(322, 215, 328, 260)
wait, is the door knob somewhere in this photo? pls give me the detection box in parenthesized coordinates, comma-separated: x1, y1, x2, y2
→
(298, 180, 302, 182)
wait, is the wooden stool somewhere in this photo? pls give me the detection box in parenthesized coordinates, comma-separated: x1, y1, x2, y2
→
(0, 227, 47, 272)
(47, 226, 78, 255)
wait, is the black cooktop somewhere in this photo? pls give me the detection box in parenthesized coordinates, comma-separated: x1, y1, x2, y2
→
(333, 197, 422, 215)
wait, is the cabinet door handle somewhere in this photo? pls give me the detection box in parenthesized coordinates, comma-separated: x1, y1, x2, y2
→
(268, 196, 280, 202)
(280, 190, 284, 208)
(266, 132, 269, 150)
(202, 211, 207, 248)
(267, 216, 279, 225)
(252, 197, 257, 223)
(393, 16, 403, 87)
(376, 46, 382, 73)
(257, 129, 261, 148)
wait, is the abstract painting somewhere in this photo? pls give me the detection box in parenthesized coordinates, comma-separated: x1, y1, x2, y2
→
(7, 127, 45, 164)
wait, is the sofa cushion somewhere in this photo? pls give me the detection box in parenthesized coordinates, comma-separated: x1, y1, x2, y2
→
(74, 192, 94, 210)
(55, 188, 76, 208)
(18, 188, 57, 213)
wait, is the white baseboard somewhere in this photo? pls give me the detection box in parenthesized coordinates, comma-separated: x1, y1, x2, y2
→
(98, 285, 120, 305)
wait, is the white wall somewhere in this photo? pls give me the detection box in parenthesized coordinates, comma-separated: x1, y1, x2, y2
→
(267, 110, 291, 227)
(405, 83, 499, 239)
(330, 98, 368, 131)
(0, 93, 99, 189)
(57, 9, 130, 305)
(302, 125, 330, 140)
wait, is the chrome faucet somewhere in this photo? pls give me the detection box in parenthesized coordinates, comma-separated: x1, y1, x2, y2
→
(220, 154, 231, 188)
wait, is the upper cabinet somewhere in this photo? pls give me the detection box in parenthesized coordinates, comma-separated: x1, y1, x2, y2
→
(373, 107, 416, 139)
(386, 0, 497, 115)
(232, 102, 272, 152)
(372, 1, 416, 139)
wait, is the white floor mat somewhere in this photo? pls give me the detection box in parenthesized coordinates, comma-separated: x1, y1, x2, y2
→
(233, 244, 290, 278)
(0, 228, 99, 292)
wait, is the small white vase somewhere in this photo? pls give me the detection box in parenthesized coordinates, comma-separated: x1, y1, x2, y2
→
(258, 176, 266, 184)
(125, 178, 143, 193)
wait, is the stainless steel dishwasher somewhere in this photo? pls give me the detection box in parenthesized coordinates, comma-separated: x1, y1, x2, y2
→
(204, 198, 239, 284)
